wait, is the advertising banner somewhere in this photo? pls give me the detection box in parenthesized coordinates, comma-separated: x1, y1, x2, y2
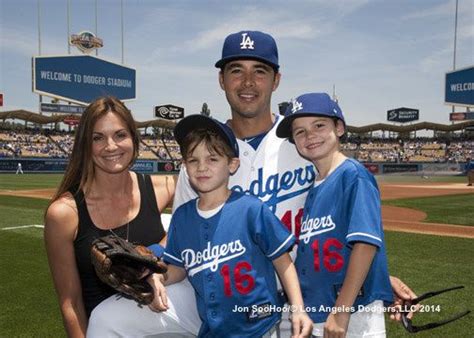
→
(0, 159, 176, 174)
(382, 164, 419, 174)
(445, 66, 474, 107)
(157, 161, 180, 173)
(41, 103, 86, 114)
(155, 104, 184, 120)
(363, 163, 380, 174)
(387, 108, 419, 123)
(449, 112, 474, 121)
(130, 160, 156, 173)
(33, 55, 136, 105)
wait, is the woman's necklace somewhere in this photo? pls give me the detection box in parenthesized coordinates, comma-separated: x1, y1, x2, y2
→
(93, 177, 133, 242)
(105, 195, 132, 241)
(108, 222, 130, 242)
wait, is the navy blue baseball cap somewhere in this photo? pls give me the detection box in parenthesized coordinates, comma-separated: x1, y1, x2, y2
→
(174, 114, 239, 157)
(276, 93, 346, 139)
(215, 30, 279, 71)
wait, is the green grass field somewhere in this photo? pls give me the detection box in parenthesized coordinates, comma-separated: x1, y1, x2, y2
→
(0, 174, 473, 337)
(0, 174, 63, 190)
(383, 194, 474, 226)
(0, 195, 64, 336)
(384, 232, 473, 337)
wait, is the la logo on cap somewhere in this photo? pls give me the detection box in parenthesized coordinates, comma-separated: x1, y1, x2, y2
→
(291, 98, 303, 113)
(240, 33, 255, 50)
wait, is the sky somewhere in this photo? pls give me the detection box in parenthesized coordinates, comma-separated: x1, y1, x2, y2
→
(0, 0, 473, 128)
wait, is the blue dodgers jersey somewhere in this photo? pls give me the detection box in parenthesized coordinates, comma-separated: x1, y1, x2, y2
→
(295, 159, 393, 323)
(164, 191, 295, 338)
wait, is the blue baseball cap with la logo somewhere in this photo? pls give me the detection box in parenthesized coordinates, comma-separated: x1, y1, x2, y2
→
(276, 93, 346, 139)
(215, 30, 279, 71)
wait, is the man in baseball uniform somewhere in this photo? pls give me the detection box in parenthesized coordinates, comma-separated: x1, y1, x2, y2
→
(174, 31, 315, 238)
(465, 157, 474, 186)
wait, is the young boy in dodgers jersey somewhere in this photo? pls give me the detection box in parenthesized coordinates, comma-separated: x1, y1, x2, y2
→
(155, 114, 313, 337)
(276, 93, 393, 337)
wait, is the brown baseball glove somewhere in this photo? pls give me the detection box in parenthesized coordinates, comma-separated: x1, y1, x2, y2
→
(91, 235, 168, 305)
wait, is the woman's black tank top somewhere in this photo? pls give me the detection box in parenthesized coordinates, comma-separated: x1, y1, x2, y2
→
(72, 173, 166, 317)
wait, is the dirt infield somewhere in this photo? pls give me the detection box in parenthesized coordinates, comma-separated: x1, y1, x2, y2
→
(1, 183, 473, 238)
(380, 183, 474, 238)
(380, 182, 473, 200)
(0, 188, 56, 200)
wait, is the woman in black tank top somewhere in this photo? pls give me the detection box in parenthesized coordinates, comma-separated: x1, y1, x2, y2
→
(44, 97, 175, 337)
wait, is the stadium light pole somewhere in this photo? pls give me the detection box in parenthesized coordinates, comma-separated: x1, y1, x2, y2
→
(121, 0, 124, 64)
(37, 0, 43, 116)
(67, 0, 71, 54)
(37, 0, 41, 56)
(95, 0, 99, 56)
(451, 0, 459, 114)
(452, 0, 458, 71)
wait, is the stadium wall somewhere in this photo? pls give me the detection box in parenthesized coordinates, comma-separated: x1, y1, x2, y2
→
(363, 162, 465, 175)
(0, 158, 180, 174)
(0, 158, 465, 175)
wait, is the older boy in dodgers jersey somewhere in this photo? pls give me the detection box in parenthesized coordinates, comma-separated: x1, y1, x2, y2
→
(156, 114, 312, 337)
(276, 93, 393, 337)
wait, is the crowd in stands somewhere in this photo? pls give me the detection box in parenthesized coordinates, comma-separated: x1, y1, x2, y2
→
(1, 129, 67, 158)
(1, 128, 473, 163)
(341, 137, 473, 163)
(140, 135, 181, 160)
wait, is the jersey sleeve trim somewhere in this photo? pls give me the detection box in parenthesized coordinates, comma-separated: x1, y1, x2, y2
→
(267, 234, 295, 259)
(163, 252, 183, 265)
(346, 232, 382, 246)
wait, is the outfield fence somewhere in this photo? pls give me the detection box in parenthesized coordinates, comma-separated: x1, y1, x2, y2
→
(0, 158, 180, 174)
(363, 162, 465, 176)
(0, 158, 467, 176)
